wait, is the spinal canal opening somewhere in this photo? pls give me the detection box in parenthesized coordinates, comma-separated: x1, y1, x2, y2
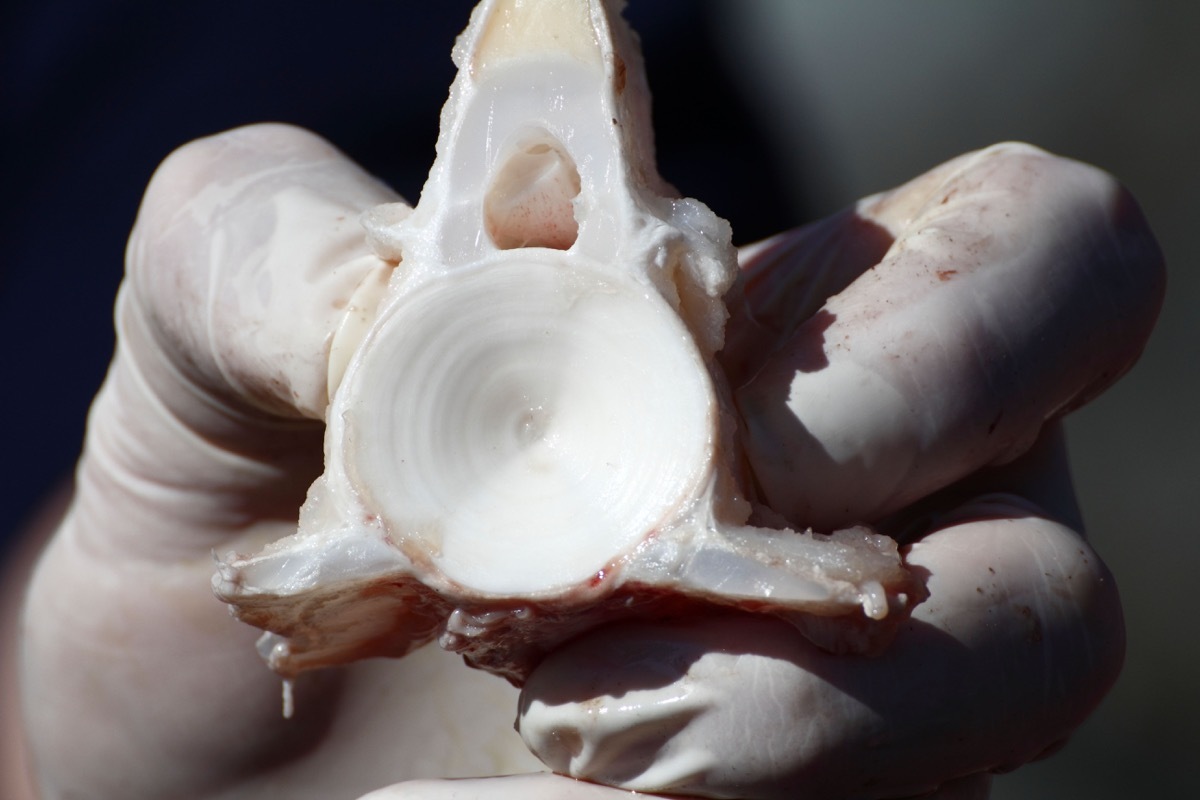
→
(484, 131, 582, 251)
(346, 259, 716, 596)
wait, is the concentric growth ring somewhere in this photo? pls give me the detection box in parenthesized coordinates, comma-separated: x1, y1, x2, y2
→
(344, 258, 715, 596)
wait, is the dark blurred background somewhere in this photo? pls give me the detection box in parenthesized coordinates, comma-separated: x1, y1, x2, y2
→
(2, 1, 1195, 796)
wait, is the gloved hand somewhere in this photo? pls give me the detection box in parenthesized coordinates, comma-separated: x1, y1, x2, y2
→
(10, 124, 1162, 800)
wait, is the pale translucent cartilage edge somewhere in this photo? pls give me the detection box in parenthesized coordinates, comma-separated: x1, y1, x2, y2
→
(326, 257, 396, 398)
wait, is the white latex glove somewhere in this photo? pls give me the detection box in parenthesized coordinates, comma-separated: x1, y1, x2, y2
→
(514, 143, 1164, 799)
(9, 125, 1162, 800)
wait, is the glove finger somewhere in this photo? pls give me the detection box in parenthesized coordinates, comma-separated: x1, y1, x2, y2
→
(21, 124, 404, 798)
(518, 430, 1123, 799)
(729, 143, 1163, 530)
(128, 121, 402, 422)
(89, 123, 405, 553)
